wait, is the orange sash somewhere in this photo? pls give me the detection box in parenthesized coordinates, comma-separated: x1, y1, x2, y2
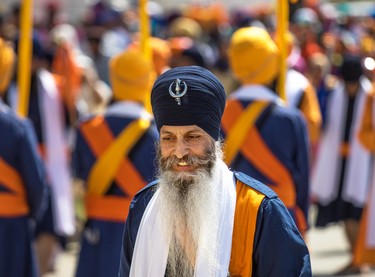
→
(353, 207, 375, 266)
(229, 181, 265, 276)
(0, 158, 29, 216)
(224, 101, 269, 165)
(222, 100, 296, 207)
(85, 195, 132, 222)
(80, 116, 147, 221)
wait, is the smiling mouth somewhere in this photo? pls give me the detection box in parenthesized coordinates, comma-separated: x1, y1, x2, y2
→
(174, 161, 195, 172)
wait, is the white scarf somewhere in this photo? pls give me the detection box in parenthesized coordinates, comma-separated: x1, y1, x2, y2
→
(38, 69, 75, 236)
(311, 77, 372, 207)
(368, 171, 375, 247)
(0, 98, 10, 113)
(229, 84, 284, 105)
(285, 69, 308, 107)
(129, 160, 236, 277)
(105, 101, 153, 120)
(8, 70, 75, 236)
(366, 97, 375, 247)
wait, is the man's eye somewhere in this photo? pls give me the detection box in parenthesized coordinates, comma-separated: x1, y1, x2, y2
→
(162, 137, 173, 141)
(186, 135, 201, 141)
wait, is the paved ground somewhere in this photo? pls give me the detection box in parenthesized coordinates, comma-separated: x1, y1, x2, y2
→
(45, 215, 375, 277)
(308, 224, 375, 277)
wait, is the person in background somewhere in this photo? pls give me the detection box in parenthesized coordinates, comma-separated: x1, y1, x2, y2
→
(128, 36, 172, 77)
(286, 30, 307, 74)
(118, 65, 311, 277)
(84, 26, 111, 86)
(0, 37, 47, 277)
(290, 7, 323, 62)
(168, 36, 206, 68)
(284, 32, 322, 165)
(311, 54, 373, 275)
(306, 52, 336, 129)
(223, 26, 310, 237)
(353, 89, 375, 270)
(149, 37, 172, 76)
(4, 33, 76, 275)
(167, 16, 215, 68)
(73, 48, 158, 277)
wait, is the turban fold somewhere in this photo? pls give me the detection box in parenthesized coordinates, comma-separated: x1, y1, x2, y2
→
(151, 66, 226, 140)
(228, 27, 280, 85)
(109, 49, 154, 102)
(0, 38, 15, 94)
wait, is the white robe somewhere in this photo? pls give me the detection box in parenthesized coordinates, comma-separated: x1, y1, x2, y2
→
(311, 77, 372, 208)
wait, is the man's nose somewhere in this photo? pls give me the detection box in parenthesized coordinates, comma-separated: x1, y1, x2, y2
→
(174, 139, 189, 159)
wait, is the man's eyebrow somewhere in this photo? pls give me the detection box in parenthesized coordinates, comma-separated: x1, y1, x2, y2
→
(160, 130, 174, 135)
(186, 129, 204, 134)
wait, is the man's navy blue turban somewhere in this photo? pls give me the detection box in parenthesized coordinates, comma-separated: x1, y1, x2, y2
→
(151, 66, 226, 140)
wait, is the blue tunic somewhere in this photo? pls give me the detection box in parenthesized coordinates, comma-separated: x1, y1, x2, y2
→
(118, 172, 312, 277)
(73, 107, 159, 277)
(0, 103, 47, 277)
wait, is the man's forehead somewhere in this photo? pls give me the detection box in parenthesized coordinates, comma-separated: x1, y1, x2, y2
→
(160, 125, 207, 135)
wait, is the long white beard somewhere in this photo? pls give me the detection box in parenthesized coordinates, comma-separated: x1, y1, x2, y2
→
(157, 148, 222, 276)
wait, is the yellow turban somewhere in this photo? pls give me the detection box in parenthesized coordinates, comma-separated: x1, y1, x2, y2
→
(228, 27, 280, 85)
(109, 48, 154, 103)
(0, 38, 15, 94)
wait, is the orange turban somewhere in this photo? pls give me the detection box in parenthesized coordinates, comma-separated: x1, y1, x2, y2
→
(150, 37, 171, 76)
(228, 27, 280, 85)
(109, 48, 154, 103)
(129, 37, 171, 76)
(0, 39, 15, 94)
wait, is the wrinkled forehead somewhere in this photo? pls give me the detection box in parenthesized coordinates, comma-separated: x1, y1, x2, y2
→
(160, 125, 206, 135)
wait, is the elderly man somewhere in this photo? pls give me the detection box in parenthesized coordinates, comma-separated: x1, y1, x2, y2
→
(118, 66, 311, 277)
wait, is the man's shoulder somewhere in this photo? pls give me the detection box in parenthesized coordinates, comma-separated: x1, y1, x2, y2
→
(0, 109, 32, 135)
(129, 180, 158, 209)
(233, 171, 278, 200)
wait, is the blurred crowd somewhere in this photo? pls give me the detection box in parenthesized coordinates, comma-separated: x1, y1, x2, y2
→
(1, 0, 375, 276)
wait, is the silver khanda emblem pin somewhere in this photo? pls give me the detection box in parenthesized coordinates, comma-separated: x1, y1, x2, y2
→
(169, 78, 187, 105)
